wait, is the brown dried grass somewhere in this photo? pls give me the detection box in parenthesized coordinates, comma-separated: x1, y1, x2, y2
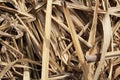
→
(0, 0, 120, 80)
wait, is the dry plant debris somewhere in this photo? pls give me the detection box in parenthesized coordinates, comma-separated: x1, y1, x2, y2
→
(0, 0, 120, 80)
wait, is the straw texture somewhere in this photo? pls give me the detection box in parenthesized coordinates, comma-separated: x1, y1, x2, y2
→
(0, 0, 119, 80)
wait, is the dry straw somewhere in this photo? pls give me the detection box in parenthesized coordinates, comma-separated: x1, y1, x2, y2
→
(0, 0, 120, 80)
